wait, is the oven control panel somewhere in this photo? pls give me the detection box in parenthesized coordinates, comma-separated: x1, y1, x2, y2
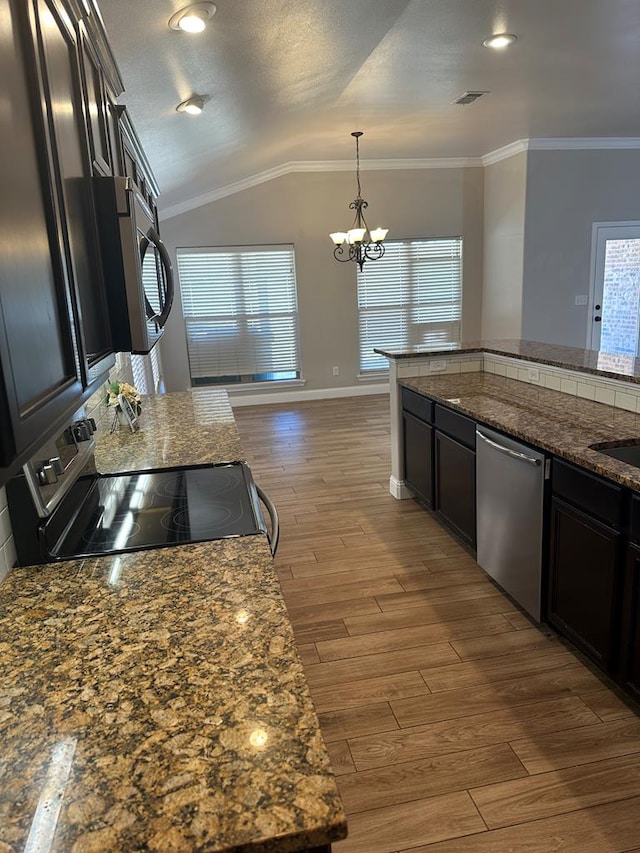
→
(22, 410, 97, 518)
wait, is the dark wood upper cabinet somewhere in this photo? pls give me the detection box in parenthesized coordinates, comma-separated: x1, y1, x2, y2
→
(33, 0, 114, 384)
(0, 0, 139, 480)
(0, 0, 83, 468)
(78, 19, 113, 176)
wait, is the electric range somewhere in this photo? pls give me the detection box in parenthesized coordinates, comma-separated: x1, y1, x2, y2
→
(7, 410, 278, 566)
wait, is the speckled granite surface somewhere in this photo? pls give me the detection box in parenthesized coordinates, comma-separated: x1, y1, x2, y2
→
(94, 389, 244, 473)
(376, 338, 640, 384)
(401, 373, 640, 490)
(0, 390, 347, 852)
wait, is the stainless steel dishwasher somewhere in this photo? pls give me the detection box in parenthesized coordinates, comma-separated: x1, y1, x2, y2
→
(475, 426, 547, 621)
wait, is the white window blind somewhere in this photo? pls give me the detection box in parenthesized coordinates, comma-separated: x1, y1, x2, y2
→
(357, 238, 463, 373)
(177, 245, 300, 385)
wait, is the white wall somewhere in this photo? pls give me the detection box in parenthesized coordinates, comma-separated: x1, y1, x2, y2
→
(159, 166, 485, 394)
(522, 149, 640, 346)
(481, 152, 527, 340)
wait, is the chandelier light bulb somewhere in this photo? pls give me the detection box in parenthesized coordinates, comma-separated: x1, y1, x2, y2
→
(370, 227, 389, 243)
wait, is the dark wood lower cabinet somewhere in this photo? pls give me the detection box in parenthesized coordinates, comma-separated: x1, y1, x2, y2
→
(548, 496, 622, 672)
(403, 410, 433, 507)
(619, 542, 640, 702)
(435, 430, 476, 548)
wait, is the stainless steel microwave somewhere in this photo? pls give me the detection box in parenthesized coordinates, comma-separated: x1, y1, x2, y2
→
(93, 176, 174, 354)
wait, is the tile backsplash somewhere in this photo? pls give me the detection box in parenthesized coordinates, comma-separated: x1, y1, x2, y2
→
(482, 354, 640, 414)
(0, 487, 16, 584)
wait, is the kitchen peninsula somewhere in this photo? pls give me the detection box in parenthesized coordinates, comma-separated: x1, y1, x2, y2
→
(376, 338, 640, 707)
(376, 338, 640, 498)
(0, 390, 347, 853)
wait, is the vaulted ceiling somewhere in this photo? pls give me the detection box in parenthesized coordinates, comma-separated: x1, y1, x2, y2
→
(98, 0, 640, 214)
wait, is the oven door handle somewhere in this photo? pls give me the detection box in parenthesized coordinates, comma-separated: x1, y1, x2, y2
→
(255, 484, 279, 557)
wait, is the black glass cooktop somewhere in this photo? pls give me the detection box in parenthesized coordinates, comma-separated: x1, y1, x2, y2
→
(51, 462, 265, 558)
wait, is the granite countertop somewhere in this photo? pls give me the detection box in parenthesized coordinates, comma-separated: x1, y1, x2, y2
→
(376, 338, 640, 385)
(401, 372, 640, 491)
(0, 390, 347, 853)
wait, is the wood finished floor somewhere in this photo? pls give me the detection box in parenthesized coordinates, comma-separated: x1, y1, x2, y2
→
(234, 395, 640, 853)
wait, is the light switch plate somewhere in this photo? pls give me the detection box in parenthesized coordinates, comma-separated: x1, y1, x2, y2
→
(429, 359, 447, 372)
(575, 295, 588, 306)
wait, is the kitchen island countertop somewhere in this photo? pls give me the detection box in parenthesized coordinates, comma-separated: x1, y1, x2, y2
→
(400, 372, 640, 490)
(376, 338, 640, 385)
(0, 390, 347, 853)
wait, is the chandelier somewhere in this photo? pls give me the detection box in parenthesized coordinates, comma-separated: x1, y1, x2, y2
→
(329, 131, 388, 271)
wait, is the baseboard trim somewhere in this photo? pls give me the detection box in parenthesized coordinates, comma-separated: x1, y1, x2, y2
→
(229, 383, 389, 407)
(390, 476, 413, 500)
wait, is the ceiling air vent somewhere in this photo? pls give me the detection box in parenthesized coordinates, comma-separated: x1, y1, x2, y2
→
(452, 91, 488, 105)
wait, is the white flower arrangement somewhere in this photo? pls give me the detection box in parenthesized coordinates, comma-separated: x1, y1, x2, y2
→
(105, 380, 142, 415)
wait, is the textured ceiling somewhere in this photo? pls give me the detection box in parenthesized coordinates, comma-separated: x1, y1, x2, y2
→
(97, 0, 640, 212)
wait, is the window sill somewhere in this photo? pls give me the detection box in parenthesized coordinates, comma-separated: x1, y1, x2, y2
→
(358, 371, 389, 382)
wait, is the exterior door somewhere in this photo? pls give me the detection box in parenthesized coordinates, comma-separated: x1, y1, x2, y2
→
(588, 222, 640, 353)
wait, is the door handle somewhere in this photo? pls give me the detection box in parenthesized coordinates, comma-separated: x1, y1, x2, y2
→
(594, 316, 602, 322)
(476, 430, 541, 466)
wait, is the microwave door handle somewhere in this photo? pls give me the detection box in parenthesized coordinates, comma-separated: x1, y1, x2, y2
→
(149, 227, 175, 328)
(140, 228, 175, 327)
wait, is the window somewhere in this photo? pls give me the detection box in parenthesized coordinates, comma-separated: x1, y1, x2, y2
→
(357, 238, 463, 373)
(177, 245, 300, 386)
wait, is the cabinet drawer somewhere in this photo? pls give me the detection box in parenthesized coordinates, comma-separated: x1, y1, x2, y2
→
(401, 388, 434, 424)
(552, 458, 624, 529)
(435, 404, 475, 449)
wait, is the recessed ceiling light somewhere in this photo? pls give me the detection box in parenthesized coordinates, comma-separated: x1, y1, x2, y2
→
(176, 96, 206, 115)
(168, 3, 216, 33)
(483, 33, 517, 49)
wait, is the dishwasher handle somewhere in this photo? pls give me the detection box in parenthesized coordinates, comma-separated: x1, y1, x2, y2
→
(476, 429, 541, 467)
(256, 484, 280, 557)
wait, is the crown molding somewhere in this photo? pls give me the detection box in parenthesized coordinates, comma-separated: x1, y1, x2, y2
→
(481, 139, 530, 166)
(528, 137, 640, 151)
(160, 137, 640, 220)
(160, 156, 482, 220)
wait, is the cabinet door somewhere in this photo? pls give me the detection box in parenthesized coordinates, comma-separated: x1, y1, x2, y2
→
(548, 496, 622, 671)
(435, 431, 476, 547)
(0, 0, 83, 470)
(403, 411, 433, 507)
(33, 0, 114, 385)
(619, 542, 640, 702)
(78, 21, 113, 177)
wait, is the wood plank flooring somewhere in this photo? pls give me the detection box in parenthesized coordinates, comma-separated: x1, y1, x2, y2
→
(233, 394, 640, 853)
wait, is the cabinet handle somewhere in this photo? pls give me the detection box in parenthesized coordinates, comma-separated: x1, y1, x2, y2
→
(476, 430, 541, 466)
